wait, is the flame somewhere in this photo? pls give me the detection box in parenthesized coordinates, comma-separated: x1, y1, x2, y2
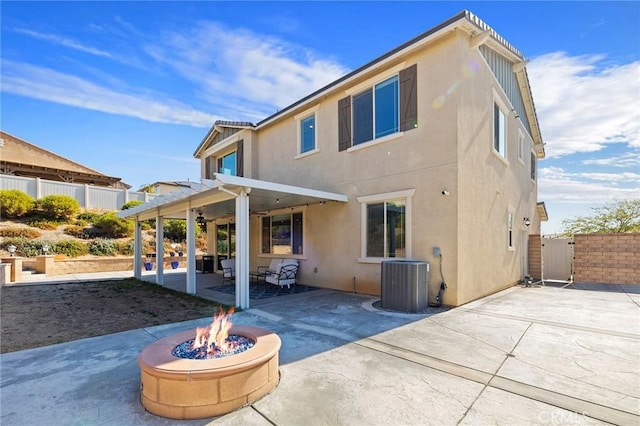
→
(192, 307, 236, 355)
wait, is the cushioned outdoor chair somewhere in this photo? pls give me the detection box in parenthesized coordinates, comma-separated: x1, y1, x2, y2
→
(264, 261, 299, 289)
(220, 258, 235, 284)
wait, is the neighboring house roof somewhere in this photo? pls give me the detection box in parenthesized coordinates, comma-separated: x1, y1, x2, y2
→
(0, 130, 129, 188)
(194, 10, 544, 159)
(142, 180, 193, 194)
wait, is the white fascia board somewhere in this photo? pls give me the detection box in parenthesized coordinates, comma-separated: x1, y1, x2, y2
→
(213, 173, 348, 203)
(202, 130, 247, 158)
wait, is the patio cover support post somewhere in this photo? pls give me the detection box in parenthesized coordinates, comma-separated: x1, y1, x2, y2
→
(134, 220, 142, 279)
(235, 188, 250, 309)
(186, 208, 196, 294)
(155, 215, 164, 285)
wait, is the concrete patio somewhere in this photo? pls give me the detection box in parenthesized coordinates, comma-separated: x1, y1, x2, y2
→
(1, 271, 638, 425)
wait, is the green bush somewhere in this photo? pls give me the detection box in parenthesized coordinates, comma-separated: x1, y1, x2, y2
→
(1, 237, 57, 257)
(88, 238, 118, 256)
(164, 219, 202, 242)
(0, 227, 42, 239)
(121, 200, 144, 210)
(76, 211, 101, 223)
(36, 195, 80, 220)
(54, 239, 89, 257)
(0, 190, 35, 218)
(94, 212, 133, 238)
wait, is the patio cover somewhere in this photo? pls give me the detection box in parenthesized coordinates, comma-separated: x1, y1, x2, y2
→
(119, 173, 348, 308)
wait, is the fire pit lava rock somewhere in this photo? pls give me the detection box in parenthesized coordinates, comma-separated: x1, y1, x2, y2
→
(138, 325, 281, 419)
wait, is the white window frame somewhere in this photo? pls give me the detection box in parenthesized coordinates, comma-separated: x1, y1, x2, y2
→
(294, 105, 319, 159)
(357, 189, 415, 263)
(517, 130, 525, 164)
(492, 91, 509, 163)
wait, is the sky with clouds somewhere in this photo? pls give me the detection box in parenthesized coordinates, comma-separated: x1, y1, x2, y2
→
(1, 1, 638, 234)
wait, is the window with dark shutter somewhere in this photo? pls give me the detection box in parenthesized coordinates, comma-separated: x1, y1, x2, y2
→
(338, 96, 352, 151)
(236, 140, 244, 177)
(399, 64, 417, 131)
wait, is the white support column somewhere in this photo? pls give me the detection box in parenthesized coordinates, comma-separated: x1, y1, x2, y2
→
(134, 219, 142, 279)
(235, 188, 250, 309)
(186, 208, 197, 294)
(156, 215, 164, 285)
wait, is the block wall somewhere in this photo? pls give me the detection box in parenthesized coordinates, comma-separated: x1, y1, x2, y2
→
(573, 233, 639, 285)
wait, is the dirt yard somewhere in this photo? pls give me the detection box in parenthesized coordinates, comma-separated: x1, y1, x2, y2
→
(0, 279, 226, 353)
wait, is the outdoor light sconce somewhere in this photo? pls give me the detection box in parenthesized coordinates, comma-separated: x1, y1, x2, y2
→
(42, 244, 50, 255)
(8, 244, 17, 256)
(523, 218, 531, 227)
(196, 212, 206, 231)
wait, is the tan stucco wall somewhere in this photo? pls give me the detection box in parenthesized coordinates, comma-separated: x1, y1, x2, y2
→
(203, 30, 541, 306)
(456, 34, 539, 305)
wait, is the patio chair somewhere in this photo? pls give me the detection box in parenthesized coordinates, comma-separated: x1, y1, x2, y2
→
(265, 261, 299, 289)
(256, 258, 283, 281)
(220, 258, 235, 284)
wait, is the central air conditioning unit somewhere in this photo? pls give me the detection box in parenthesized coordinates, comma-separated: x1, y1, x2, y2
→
(381, 260, 429, 313)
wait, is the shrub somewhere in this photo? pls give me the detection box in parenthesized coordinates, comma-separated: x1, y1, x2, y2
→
(117, 239, 134, 256)
(88, 238, 118, 256)
(0, 227, 42, 239)
(164, 219, 202, 242)
(64, 225, 89, 238)
(25, 218, 61, 230)
(94, 212, 133, 238)
(1, 237, 57, 257)
(0, 190, 35, 218)
(54, 239, 89, 257)
(121, 200, 144, 210)
(76, 211, 101, 223)
(36, 195, 80, 220)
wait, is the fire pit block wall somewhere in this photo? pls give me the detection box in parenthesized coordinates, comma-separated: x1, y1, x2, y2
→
(138, 326, 281, 420)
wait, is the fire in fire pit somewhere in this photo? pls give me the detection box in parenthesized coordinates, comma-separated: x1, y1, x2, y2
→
(172, 308, 255, 359)
(138, 307, 281, 420)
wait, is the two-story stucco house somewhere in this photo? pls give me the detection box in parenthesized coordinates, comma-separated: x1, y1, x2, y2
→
(121, 10, 547, 309)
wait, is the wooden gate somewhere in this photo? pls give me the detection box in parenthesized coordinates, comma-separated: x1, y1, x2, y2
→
(541, 237, 574, 282)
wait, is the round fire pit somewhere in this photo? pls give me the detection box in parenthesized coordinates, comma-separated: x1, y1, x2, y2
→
(138, 325, 281, 420)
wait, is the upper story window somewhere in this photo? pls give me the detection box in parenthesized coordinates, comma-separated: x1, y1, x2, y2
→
(493, 102, 507, 158)
(353, 76, 399, 145)
(218, 151, 237, 176)
(517, 131, 525, 163)
(261, 212, 303, 255)
(301, 114, 316, 154)
(530, 152, 536, 181)
(339, 64, 417, 152)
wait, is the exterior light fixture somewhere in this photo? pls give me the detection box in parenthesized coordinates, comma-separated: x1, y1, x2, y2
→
(42, 244, 50, 255)
(196, 212, 206, 231)
(523, 218, 531, 227)
(8, 244, 17, 256)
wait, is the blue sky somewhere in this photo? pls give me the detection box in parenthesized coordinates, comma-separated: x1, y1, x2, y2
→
(1, 1, 638, 234)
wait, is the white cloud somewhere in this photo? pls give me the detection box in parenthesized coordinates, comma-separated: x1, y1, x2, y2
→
(1, 61, 219, 127)
(528, 53, 640, 158)
(582, 151, 640, 168)
(12, 28, 114, 58)
(538, 166, 640, 202)
(146, 21, 349, 119)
